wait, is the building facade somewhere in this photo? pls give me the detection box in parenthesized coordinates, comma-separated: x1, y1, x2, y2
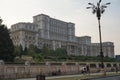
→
(10, 14, 115, 57)
(10, 23, 38, 49)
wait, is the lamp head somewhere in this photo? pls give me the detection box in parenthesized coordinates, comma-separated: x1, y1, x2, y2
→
(102, 5, 107, 8)
(99, 0, 102, 3)
(105, 2, 111, 5)
(88, 3, 93, 5)
(86, 7, 91, 9)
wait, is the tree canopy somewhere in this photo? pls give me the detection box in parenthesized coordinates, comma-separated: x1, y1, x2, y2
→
(0, 19, 14, 62)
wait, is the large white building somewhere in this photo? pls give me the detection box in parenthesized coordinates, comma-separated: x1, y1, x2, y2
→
(10, 14, 114, 57)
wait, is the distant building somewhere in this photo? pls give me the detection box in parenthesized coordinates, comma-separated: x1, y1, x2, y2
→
(10, 14, 115, 57)
(10, 23, 38, 49)
(91, 42, 114, 57)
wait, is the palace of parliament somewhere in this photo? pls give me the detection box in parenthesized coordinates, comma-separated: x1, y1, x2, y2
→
(10, 14, 114, 57)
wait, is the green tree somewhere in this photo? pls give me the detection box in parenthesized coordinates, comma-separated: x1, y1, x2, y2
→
(0, 19, 14, 62)
(41, 45, 51, 56)
(14, 45, 23, 58)
(33, 54, 43, 62)
(23, 47, 28, 55)
(14, 45, 21, 57)
(55, 48, 67, 57)
(27, 44, 36, 56)
(34, 46, 41, 53)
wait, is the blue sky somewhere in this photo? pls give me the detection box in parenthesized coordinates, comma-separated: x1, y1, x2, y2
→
(0, 0, 120, 55)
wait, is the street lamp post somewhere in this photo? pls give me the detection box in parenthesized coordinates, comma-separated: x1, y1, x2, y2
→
(87, 0, 110, 75)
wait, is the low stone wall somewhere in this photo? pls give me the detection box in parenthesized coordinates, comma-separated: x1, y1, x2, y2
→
(0, 62, 120, 79)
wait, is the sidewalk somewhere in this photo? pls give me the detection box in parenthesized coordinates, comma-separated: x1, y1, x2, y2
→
(17, 72, 120, 80)
(93, 75, 120, 80)
(46, 72, 120, 79)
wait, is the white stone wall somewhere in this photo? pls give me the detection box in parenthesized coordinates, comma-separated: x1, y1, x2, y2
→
(0, 62, 119, 78)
